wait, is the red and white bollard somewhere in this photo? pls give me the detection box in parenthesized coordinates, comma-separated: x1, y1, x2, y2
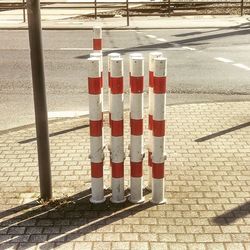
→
(88, 57, 105, 204)
(90, 52, 103, 118)
(151, 57, 167, 204)
(107, 53, 121, 190)
(93, 26, 102, 52)
(129, 57, 145, 204)
(110, 58, 126, 203)
(147, 51, 163, 191)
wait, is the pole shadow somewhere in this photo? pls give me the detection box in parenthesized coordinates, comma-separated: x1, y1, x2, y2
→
(213, 201, 250, 225)
(195, 121, 250, 142)
(18, 124, 89, 144)
(0, 189, 154, 249)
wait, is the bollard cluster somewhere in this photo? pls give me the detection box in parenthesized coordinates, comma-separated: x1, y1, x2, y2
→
(87, 26, 167, 205)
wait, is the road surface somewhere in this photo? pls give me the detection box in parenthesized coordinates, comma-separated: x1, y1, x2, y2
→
(0, 27, 249, 130)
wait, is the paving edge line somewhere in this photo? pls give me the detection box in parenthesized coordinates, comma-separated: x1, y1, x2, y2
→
(0, 25, 248, 31)
(0, 100, 249, 136)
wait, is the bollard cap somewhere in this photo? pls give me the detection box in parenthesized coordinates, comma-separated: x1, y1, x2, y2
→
(90, 52, 103, 58)
(93, 26, 102, 38)
(149, 51, 163, 71)
(154, 57, 167, 77)
(129, 53, 143, 59)
(90, 52, 103, 71)
(108, 53, 121, 71)
(88, 57, 101, 78)
(130, 57, 144, 77)
(110, 58, 124, 77)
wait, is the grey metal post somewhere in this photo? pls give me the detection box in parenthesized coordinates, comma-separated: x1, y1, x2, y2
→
(168, 0, 171, 17)
(27, 0, 52, 201)
(22, 0, 26, 22)
(126, 0, 129, 26)
(240, 0, 244, 16)
(94, 0, 97, 19)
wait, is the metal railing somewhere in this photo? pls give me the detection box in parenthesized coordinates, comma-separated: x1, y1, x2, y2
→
(0, 0, 249, 26)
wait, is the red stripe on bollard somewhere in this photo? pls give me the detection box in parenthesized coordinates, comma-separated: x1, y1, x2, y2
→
(112, 162, 124, 178)
(152, 163, 164, 179)
(93, 39, 102, 50)
(149, 71, 154, 87)
(111, 120, 123, 136)
(130, 76, 144, 93)
(130, 119, 143, 135)
(110, 77, 123, 94)
(153, 120, 165, 137)
(91, 162, 103, 178)
(131, 162, 143, 177)
(90, 120, 103, 136)
(154, 77, 167, 94)
(88, 77, 102, 94)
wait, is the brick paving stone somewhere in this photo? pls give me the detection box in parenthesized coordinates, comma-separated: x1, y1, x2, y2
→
(0, 102, 249, 249)
(225, 243, 245, 250)
(169, 243, 187, 250)
(187, 243, 206, 250)
(74, 242, 92, 250)
(130, 242, 148, 250)
(17, 243, 37, 249)
(112, 242, 130, 250)
(150, 242, 167, 250)
(93, 242, 111, 250)
(140, 233, 158, 242)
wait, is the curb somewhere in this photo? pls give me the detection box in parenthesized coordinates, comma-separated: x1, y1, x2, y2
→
(1, 100, 249, 135)
(0, 25, 249, 31)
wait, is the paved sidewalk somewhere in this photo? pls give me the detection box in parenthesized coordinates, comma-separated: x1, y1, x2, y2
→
(0, 15, 250, 29)
(0, 101, 249, 249)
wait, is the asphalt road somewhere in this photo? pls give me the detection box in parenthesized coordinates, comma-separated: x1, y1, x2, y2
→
(0, 28, 250, 130)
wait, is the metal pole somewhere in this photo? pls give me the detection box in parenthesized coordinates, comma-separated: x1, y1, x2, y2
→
(22, 0, 26, 22)
(240, 0, 244, 16)
(27, 0, 52, 201)
(126, 0, 129, 26)
(168, 0, 171, 17)
(94, 0, 97, 19)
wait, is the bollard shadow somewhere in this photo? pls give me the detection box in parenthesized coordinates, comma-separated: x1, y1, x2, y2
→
(195, 121, 250, 142)
(0, 189, 154, 249)
(0, 200, 40, 220)
(76, 23, 250, 60)
(18, 124, 89, 144)
(213, 201, 250, 225)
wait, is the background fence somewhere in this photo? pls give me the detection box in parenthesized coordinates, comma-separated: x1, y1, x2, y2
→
(0, 0, 250, 26)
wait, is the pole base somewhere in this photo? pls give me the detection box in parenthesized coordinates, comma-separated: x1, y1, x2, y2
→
(150, 198, 166, 205)
(90, 197, 106, 204)
(110, 197, 126, 204)
(128, 196, 145, 204)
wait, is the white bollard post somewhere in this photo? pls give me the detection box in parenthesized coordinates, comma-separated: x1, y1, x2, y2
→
(107, 53, 121, 190)
(93, 26, 102, 52)
(110, 58, 126, 203)
(129, 57, 145, 204)
(151, 57, 167, 205)
(88, 57, 105, 204)
(147, 51, 163, 191)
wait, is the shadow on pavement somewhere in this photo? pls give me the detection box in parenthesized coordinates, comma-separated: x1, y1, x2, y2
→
(18, 124, 89, 144)
(76, 23, 250, 60)
(195, 121, 250, 142)
(0, 189, 154, 249)
(213, 201, 250, 225)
